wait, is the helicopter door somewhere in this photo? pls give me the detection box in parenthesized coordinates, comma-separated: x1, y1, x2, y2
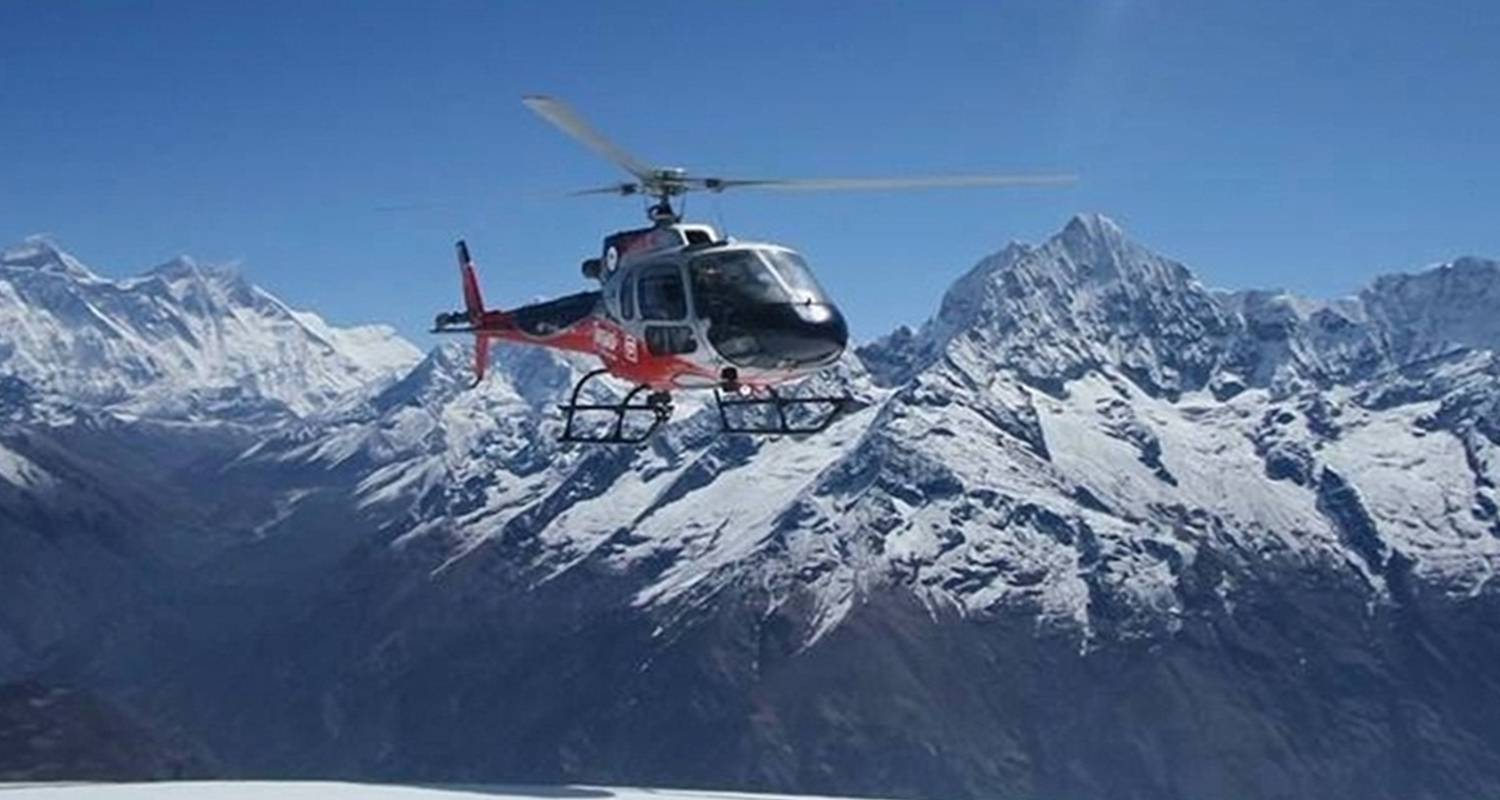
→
(618, 268, 636, 320)
(636, 262, 698, 356)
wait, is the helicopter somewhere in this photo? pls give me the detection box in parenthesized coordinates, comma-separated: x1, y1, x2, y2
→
(432, 95, 1073, 445)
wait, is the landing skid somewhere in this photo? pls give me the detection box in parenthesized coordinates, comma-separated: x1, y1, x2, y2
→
(556, 370, 853, 445)
(714, 385, 852, 436)
(559, 368, 673, 445)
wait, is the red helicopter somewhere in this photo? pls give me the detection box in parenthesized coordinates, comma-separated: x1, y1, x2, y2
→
(433, 96, 1073, 444)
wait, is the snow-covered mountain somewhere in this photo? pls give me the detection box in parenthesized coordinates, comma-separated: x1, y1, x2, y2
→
(227, 214, 1498, 638)
(0, 237, 419, 420)
(3, 218, 1500, 800)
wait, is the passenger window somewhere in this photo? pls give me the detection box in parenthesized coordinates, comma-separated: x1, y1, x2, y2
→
(638, 263, 687, 321)
(620, 270, 636, 320)
(646, 325, 698, 356)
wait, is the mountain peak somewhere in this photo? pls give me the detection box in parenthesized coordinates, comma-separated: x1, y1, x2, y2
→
(899, 213, 1236, 397)
(371, 343, 470, 413)
(143, 255, 250, 291)
(1061, 212, 1124, 242)
(0, 239, 420, 419)
(0, 236, 98, 279)
(1051, 213, 1139, 275)
(144, 255, 201, 279)
(1358, 254, 1500, 361)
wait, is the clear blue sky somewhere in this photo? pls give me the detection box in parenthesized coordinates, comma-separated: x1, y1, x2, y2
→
(3, 1, 1498, 344)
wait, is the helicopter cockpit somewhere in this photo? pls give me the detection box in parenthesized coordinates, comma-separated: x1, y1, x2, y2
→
(580, 221, 846, 374)
(598, 239, 847, 376)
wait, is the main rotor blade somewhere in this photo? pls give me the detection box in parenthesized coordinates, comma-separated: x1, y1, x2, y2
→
(522, 95, 657, 182)
(702, 174, 1078, 192)
(568, 183, 641, 196)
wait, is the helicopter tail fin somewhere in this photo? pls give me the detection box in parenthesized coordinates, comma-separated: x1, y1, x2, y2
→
(456, 240, 486, 324)
(456, 240, 490, 386)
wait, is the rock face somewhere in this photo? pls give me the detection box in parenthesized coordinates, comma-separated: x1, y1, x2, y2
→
(0, 681, 212, 781)
(2, 219, 1500, 800)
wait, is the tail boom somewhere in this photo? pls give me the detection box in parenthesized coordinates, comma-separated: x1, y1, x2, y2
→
(434, 240, 604, 387)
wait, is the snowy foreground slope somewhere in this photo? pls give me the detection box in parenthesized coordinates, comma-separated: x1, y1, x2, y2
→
(3, 217, 1500, 800)
(0, 783, 863, 800)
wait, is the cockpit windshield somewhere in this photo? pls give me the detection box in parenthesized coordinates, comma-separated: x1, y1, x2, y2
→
(760, 249, 829, 303)
(689, 249, 787, 312)
(688, 247, 828, 314)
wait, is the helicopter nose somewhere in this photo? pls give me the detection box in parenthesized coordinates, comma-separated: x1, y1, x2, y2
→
(703, 302, 849, 370)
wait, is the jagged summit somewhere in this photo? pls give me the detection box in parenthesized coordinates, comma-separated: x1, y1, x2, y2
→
(864, 215, 1500, 399)
(0, 236, 97, 279)
(1359, 256, 1500, 359)
(866, 213, 1231, 393)
(140, 255, 258, 291)
(143, 254, 201, 278)
(1060, 211, 1125, 241)
(372, 342, 474, 413)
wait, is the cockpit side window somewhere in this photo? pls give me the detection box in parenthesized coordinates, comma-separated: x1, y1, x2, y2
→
(619, 269, 636, 320)
(637, 262, 687, 321)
